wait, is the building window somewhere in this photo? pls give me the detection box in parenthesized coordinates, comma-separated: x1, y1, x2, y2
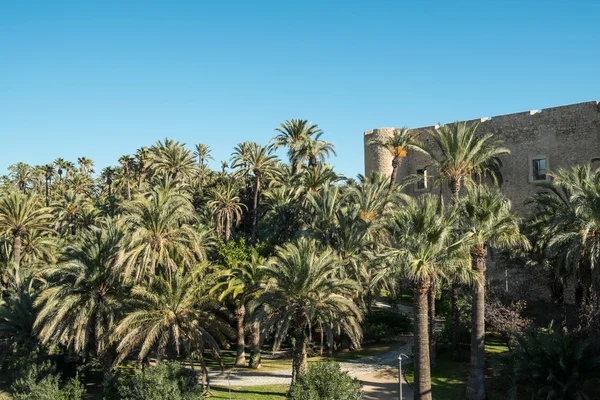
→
(416, 168, 428, 190)
(529, 156, 549, 183)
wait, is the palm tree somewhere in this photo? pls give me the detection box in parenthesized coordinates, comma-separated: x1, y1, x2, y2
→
(77, 157, 95, 175)
(0, 279, 38, 357)
(119, 183, 207, 283)
(149, 138, 196, 183)
(424, 120, 509, 354)
(0, 193, 53, 269)
(367, 128, 421, 189)
(255, 239, 362, 385)
(212, 251, 265, 367)
(118, 155, 134, 200)
(134, 146, 150, 189)
(52, 190, 84, 235)
(208, 184, 246, 242)
(101, 167, 115, 199)
(231, 142, 279, 235)
(53, 158, 68, 182)
(8, 163, 32, 193)
(195, 144, 214, 192)
(295, 132, 336, 168)
(273, 119, 322, 174)
(35, 223, 126, 384)
(459, 186, 529, 400)
(384, 195, 474, 400)
(113, 268, 233, 387)
(43, 164, 54, 207)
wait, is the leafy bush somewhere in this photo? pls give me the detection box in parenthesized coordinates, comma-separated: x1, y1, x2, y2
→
(105, 361, 203, 400)
(289, 361, 363, 400)
(503, 323, 600, 399)
(11, 362, 85, 400)
(364, 310, 411, 335)
(363, 322, 394, 342)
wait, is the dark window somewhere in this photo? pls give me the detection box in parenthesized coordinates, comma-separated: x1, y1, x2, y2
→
(416, 168, 427, 190)
(532, 158, 547, 181)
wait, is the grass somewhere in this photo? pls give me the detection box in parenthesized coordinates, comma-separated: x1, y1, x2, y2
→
(207, 385, 288, 399)
(405, 334, 510, 400)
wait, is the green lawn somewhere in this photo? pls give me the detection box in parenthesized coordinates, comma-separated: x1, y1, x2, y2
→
(405, 334, 509, 400)
(207, 385, 288, 399)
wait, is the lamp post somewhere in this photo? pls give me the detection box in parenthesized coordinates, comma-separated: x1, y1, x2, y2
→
(398, 353, 409, 400)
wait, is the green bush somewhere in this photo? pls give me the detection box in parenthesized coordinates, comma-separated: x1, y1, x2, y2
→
(105, 361, 203, 400)
(289, 361, 363, 400)
(11, 362, 85, 400)
(503, 323, 600, 399)
(364, 309, 411, 335)
(363, 322, 395, 342)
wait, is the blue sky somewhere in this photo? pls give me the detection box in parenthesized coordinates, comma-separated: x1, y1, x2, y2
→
(2, 1, 599, 178)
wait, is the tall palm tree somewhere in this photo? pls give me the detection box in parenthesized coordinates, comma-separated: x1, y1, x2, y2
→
(208, 184, 246, 242)
(231, 142, 280, 235)
(0, 193, 53, 270)
(101, 167, 115, 199)
(52, 190, 84, 235)
(459, 186, 529, 400)
(77, 157, 95, 175)
(367, 128, 421, 189)
(255, 239, 362, 385)
(273, 119, 322, 174)
(424, 120, 509, 354)
(35, 223, 126, 384)
(295, 132, 336, 168)
(134, 146, 150, 189)
(113, 268, 233, 387)
(43, 164, 55, 207)
(195, 143, 214, 192)
(212, 251, 265, 367)
(118, 155, 134, 200)
(119, 183, 207, 283)
(8, 163, 32, 193)
(0, 278, 38, 356)
(384, 195, 474, 400)
(149, 138, 196, 183)
(53, 158, 68, 182)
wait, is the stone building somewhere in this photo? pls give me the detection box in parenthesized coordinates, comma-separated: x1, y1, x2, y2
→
(364, 100, 600, 303)
(364, 100, 600, 214)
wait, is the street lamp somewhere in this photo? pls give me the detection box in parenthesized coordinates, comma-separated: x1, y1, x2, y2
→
(398, 353, 409, 400)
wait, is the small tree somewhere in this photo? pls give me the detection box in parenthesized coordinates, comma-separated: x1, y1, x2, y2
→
(289, 361, 363, 400)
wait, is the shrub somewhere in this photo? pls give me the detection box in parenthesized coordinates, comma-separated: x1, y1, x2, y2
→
(11, 362, 85, 400)
(503, 323, 600, 399)
(363, 322, 394, 342)
(105, 361, 203, 400)
(289, 361, 363, 400)
(364, 310, 411, 335)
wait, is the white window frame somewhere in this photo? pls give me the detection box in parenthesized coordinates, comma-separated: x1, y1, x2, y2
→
(529, 155, 550, 183)
(414, 167, 429, 192)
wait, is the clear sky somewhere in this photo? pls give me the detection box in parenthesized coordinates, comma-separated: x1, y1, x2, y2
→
(2, 0, 599, 178)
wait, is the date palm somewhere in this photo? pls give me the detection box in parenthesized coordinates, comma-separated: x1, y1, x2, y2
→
(43, 164, 54, 207)
(212, 251, 265, 367)
(384, 194, 474, 400)
(195, 143, 214, 192)
(119, 184, 206, 283)
(113, 267, 234, 386)
(424, 120, 509, 354)
(368, 128, 421, 189)
(295, 132, 336, 168)
(35, 223, 126, 384)
(0, 193, 53, 270)
(77, 157, 95, 175)
(0, 278, 38, 356)
(8, 163, 32, 193)
(231, 142, 279, 235)
(273, 119, 322, 174)
(459, 186, 529, 400)
(208, 184, 246, 242)
(255, 239, 362, 385)
(53, 158, 68, 182)
(149, 138, 196, 183)
(119, 155, 134, 200)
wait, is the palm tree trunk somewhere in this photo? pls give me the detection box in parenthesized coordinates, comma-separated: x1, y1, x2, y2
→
(252, 175, 260, 237)
(450, 177, 462, 358)
(126, 172, 131, 200)
(249, 321, 262, 369)
(429, 281, 436, 368)
(45, 179, 50, 207)
(290, 327, 308, 386)
(13, 234, 22, 268)
(466, 245, 487, 400)
(414, 278, 432, 400)
(225, 214, 231, 242)
(389, 156, 400, 189)
(234, 304, 246, 367)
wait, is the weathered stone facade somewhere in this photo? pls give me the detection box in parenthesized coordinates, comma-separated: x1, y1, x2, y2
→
(364, 100, 600, 214)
